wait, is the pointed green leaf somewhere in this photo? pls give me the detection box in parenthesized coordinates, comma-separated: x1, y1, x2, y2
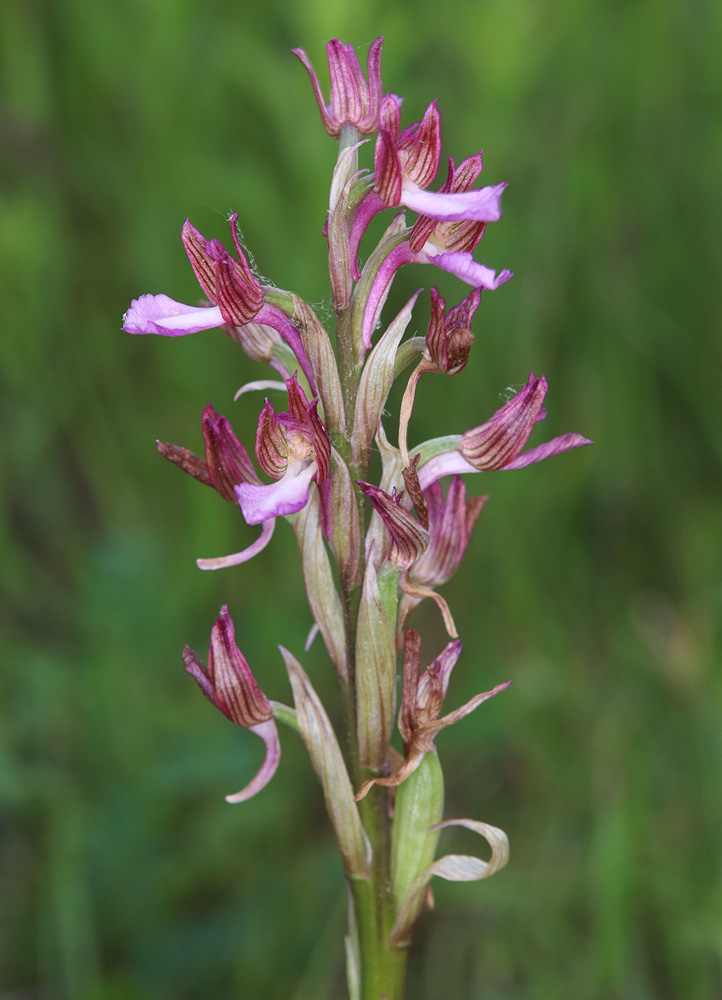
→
(280, 647, 371, 879)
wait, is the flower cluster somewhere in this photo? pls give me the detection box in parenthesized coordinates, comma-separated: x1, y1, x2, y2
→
(124, 35, 591, 995)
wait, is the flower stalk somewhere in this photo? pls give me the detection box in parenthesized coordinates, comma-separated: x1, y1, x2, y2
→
(123, 35, 592, 1000)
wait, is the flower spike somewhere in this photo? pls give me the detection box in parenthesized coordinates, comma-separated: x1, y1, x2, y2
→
(121, 37, 594, 988)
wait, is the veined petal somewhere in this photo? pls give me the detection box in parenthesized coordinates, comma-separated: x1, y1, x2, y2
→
(357, 481, 429, 570)
(225, 718, 281, 803)
(254, 303, 319, 398)
(156, 440, 212, 488)
(348, 191, 387, 280)
(401, 180, 507, 223)
(412, 478, 486, 588)
(460, 373, 547, 469)
(292, 36, 384, 139)
(425, 287, 477, 376)
(396, 100, 442, 190)
(202, 403, 260, 498)
(418, 451, 478, 491)
(196, 518, 275, 570)
(123, 294, 224, 336)
(292, 46, 336, 134)
(503, 432, 594, 469)
(430, 679, 511, 735)
(181, 219, 216, 301)
(360, 240, 416, 348)
(183, 606, 271, 728)
(426, 251, 513, 290)
(374, 128, 404, 206)
(236, 461, 316, 525)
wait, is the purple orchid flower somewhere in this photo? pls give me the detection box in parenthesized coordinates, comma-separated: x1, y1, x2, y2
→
(373, 96, 506, 224)
(348, 103, 509, 288)
(155, 403, 276, 571)
(183, 606, 281, 803)
(418, 373, 593, 491)
(397, 287, 480, 467)
(358, 151, 512, 348)
(123, 215, 262, 336)
(123, 216, 318, 393)
(236, 375, 331, 525)
(292, 37, 385, 138)
(423, 287, 479, 375)
(360, 239, 511, 349)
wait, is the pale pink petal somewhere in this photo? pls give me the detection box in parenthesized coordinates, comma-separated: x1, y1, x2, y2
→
(428, 251, 513, 289)
(254, 303, 318, 396)
(418, 451, 477, 491)
(195, 519, 276, 570)
(503, 432, 594, 469)
(401, 180, 507, 222)
(235, 462, 316, 525)
(361, 239, 416, 348)
(225, 719, 281, 803)
(123, 294, 224, 336)
(349, 191, 387, 279)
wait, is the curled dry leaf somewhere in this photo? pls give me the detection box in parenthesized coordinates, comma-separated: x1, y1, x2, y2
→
(388, 816, 509, 946)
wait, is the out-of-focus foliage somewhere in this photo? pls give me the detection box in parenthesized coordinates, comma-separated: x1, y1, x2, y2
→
(1, 0, 720, 997)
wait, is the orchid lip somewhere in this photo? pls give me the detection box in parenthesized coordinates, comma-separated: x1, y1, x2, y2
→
(123, 294, 224, 336)
(424, 249, 513, 290)
(225, 718, 281, 803)
(401, 180, 506, 223)
(196, 519, 276, 570)
(236, 460, 316, 525)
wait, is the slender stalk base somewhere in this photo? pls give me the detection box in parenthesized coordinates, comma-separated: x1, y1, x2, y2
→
(349, 875, 408, 1000)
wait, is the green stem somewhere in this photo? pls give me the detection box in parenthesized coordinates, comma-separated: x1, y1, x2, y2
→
(348, 805, 408, 999)
(332, 121, 409, 1000)
(337, 303, 362, 450)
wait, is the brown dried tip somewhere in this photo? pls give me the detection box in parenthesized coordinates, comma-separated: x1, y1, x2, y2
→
(156, 440, 212, 488)
(402, 454, 429, 529)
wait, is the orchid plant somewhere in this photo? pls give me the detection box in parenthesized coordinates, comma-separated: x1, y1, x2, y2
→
(124, 37, 591, 1000)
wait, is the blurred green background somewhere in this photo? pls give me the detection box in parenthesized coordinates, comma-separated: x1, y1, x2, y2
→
(1, 0, 720, 997)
